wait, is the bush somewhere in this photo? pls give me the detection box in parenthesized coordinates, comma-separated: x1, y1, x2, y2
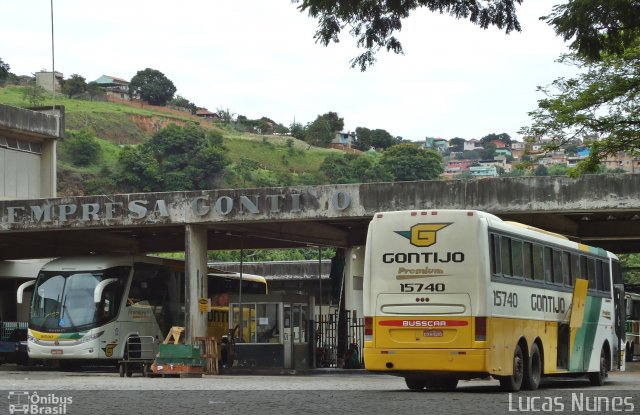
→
(60, 129, 101, 166)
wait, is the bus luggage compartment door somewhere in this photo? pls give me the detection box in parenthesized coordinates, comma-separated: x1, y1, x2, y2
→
(374, 293, 472, 348)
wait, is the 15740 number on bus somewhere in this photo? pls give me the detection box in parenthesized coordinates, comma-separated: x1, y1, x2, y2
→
(493, 290, 518, 308)
(400, 283, 445, 293)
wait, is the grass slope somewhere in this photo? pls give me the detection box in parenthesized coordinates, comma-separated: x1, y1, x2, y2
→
(0, 85, 334, 193)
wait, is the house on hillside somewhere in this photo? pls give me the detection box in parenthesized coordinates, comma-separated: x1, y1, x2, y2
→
(432, 138, 449, 153)
(495, 148, 512, 158)
(445, 159, 473, 174)
(470, 164, 498, 177)
(603, 152, 640, 173)
(332, 131, 356, 147)
(35, 71, 63, 92)
(463, 139, 483, 151)
(195, 109, 219, 120)
(490, 139, 507, 149)
(94, 75, 130, 100)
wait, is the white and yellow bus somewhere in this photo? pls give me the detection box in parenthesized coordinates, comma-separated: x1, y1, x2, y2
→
(18, 255, 266, 366)
(625, 291, 640, 361)
(363, 210, 626, 392)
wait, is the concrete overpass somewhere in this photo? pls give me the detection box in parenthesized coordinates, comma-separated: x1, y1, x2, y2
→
(3, 173, 640, 342)
(1, 173, 639, 258)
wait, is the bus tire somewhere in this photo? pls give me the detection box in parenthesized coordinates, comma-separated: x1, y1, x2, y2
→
(425, 378, 458, 391)
(588, 347, 607, 386)
(404, 378, 426, 391)
(523, 343, 542, 391)
(499, 343, 524, 392)
(118, 363, 125, 377)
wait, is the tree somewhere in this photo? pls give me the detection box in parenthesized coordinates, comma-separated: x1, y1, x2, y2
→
(533, 164, 548, 176)
(545, 0, 640, 62)
(59, 129, 101, 166)
(380, 143, 444, 181)
(547, 163, 568, 176)
(293, 0, 523, 70)
(129, 68, 177, 106)
(480, 133, 512, 147)
(449, 137, 465, 152)
(522, 1, 640, 176)
(0, 58, 10, 85)
(86, 82, 105, 101)
(320, 153, 392, 183)
(305, 116, 334, 146)
(118, 123, 230, 192)
(169, 95, 198, 114)
(320, 111, 344, 132)
(22, 83, 46, 106)
(521, 49, 640, 176)
(61, 74, 87, 98)
(369, 129, 396, 149)
(354, 127, 372, 151)
(290, 121, 306, 140)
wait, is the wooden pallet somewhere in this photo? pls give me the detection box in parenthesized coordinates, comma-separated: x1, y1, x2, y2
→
(194, 336, 218, 375)
(150, 362, 203, 378)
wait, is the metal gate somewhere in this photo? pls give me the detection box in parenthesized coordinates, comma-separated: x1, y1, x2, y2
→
(315, 310, 364, 368)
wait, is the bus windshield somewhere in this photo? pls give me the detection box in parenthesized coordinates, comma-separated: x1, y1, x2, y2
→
(29, 266, 129, 332)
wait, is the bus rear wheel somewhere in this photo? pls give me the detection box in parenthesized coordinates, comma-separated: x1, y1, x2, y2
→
(588, 347, 608, 386)
(499, 344, 524, 392)
(425, 378, 458, 391)
(404, 378, 426, 391)
(523, 343, 542, 391)
(626, 344, 634, 363)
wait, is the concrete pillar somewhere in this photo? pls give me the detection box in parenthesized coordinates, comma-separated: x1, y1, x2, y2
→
(185, 224, 208, 343)
(344, 246, 365, 317)
(40, 138, 56, 198)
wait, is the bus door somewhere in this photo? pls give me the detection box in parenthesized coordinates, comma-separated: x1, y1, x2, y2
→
(613, 284, 625, 368)
(565, 279, 588, 371)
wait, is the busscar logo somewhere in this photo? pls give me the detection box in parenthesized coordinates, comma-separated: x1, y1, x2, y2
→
(395, 223, 451, 247)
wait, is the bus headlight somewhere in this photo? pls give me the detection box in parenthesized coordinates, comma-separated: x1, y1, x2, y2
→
(27, 334, 38, 344)
(78, 331, 104, 344)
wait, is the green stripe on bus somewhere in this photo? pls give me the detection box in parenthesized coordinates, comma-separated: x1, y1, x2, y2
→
(569, 296, 602, 371)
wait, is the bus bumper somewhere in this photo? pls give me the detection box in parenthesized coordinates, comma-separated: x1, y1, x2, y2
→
(28, 339, 102, 359)
(364, 347, 489, 373)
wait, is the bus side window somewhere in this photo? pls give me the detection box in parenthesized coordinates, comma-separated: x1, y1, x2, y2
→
(543, 247, 553, 283)
(552, 250, 563, 284)
(532, 244, 544, 281)
(523, 242, 533, 279)
(490, 234, 500, 276)
(586, 257, 596, 290)
(562, 251, 571, 286)
(602, 262, 611, 293)
(595, 260, 604, 291)
(570, 254, 581, 286)
(579, 256, 589, 285)
(511, 239, 523, 278)
(500, 236, 512, 277)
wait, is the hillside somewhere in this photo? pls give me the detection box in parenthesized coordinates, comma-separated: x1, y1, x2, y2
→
(0, 86, 336, 195)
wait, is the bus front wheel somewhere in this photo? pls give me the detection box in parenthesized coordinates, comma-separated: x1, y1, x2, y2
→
(588, 347, 608, 386)
(499, 344, 524, 392)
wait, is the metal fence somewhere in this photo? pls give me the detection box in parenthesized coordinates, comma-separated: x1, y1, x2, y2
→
(1, 322, 28, 342)
(315, 311, 364, 368)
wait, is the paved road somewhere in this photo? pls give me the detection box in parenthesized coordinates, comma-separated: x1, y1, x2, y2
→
(1, 364, 639, 414)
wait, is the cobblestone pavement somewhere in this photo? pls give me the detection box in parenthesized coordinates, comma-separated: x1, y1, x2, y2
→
(1, 364, 639, 414)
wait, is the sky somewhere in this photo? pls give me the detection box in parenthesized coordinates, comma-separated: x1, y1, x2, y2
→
(1, 0, 578, 142)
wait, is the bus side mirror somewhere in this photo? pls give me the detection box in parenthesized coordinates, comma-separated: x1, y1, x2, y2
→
(17, 280, 36, 304)
(94, 278, 118, 303)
